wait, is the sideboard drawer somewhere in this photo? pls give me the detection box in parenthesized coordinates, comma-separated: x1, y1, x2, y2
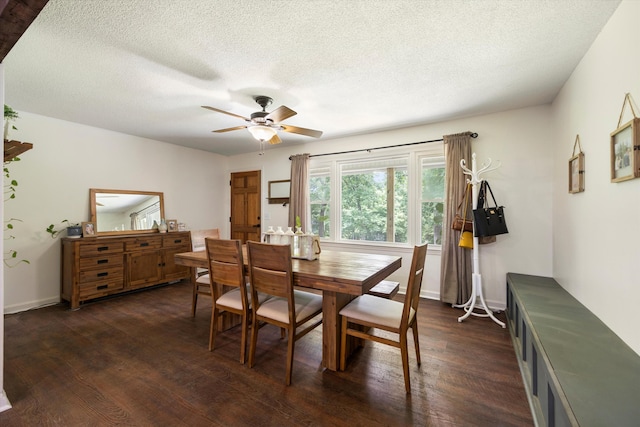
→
(79, 253, 123, 270)
(79, 242, 124, 257)
(79, 279, 124, 298)
(125, 237, 162, 251)
(78, 266, 124, 284)
(162, 235, 189, 248)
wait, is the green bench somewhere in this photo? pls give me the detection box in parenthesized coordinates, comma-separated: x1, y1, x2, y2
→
(506, 273, 640, 427)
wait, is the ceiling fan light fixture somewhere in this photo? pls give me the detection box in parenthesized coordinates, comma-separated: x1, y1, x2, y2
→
(248, 125, 277, 142)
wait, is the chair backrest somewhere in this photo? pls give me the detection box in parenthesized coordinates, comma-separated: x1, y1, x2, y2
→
(401, 243, 428, 327)
(246, 241, 295, 320)
(191, 228, 221, 251)
(205, 238, 248, 306)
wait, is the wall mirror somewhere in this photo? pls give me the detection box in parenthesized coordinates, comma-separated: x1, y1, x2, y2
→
(268, 180, 290, 204)
(90, 189, 164, 235)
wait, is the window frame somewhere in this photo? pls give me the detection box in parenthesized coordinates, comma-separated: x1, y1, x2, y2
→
(309, 143, 445, 249)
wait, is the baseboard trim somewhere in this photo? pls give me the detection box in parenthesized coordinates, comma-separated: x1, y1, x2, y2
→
(4, 296, 60, 314)
(0, 390, 12, 413)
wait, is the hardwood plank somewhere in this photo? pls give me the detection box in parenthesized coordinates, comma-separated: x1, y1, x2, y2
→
(0, 280, 533, 426)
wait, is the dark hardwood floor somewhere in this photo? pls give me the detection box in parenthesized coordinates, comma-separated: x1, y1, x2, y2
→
(1, 281, 533, 426)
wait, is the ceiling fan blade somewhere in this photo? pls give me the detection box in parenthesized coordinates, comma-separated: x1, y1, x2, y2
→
(266, 105, 296, 123)
(201, 105, 250, 121)
(280, 125, 323, 138)
(212, 125, 247, 133)
(268, 133, 282, 145)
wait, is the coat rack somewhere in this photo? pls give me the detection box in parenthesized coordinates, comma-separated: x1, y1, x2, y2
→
(453, 153, 505, 328)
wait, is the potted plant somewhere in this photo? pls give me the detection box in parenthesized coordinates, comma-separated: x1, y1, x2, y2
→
(46, 220, 83, 239)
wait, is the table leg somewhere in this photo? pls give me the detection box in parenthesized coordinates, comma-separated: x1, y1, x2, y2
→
(190, 267, 198, 317)
(322, 291, 357, 371)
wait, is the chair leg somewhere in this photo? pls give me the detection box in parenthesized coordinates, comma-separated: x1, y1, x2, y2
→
(412, 320, 421, 366)
(280, 328, 286, 339)
(209, 306, 219, 351)
(340, 316, 348, 371)
(400, 334, 411, 393)
(239, 312, 248, 364)
(248, 314, 259, 368)
(285, 326, 295, 386)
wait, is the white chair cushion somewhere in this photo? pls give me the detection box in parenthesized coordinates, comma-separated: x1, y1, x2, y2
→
(256, 290, 322, 325)
(216, 285, 269, 311)
(339, 294, 415, 329)
(196, 274, 210, 284)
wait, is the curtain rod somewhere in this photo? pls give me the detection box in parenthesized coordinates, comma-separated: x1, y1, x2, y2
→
(289, 132, 478, 160)
(131, 201, 159, 215)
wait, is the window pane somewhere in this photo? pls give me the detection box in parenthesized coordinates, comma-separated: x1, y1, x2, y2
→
(310, 174, 330, 237)
(421, 201, 444, 245)
(421, 159, 445, 246)
(340, 160, 408, 243)
(394, 169, 408, 242)
(422, 166, 444, 200)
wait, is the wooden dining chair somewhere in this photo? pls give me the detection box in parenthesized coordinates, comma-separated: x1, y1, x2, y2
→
(246, 241, 323, 385)
(339, 243, 428, 393)
(205, 238, 271, 363)
(190, 228, 220, 316)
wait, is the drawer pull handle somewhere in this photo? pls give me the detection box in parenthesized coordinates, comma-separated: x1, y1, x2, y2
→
(97, 272, 108, 277)
(97, 259, 108, 264)
(97, 246, 109, 251)
(174, 239, 182, 243)
(97, 284, 108, 290)
(140, 242, 149, 247)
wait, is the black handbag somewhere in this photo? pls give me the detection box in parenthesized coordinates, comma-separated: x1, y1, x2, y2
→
(475, 182, 496, 244)
(473, 180, 508, 237)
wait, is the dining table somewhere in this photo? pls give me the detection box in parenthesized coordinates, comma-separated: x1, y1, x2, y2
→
(174, 248, 401, 371)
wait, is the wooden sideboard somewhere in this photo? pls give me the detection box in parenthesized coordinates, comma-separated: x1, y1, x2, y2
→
(61, 232, 192, 309)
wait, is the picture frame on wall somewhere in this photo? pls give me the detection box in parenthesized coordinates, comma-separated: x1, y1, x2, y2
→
(167, 219, 178, 232)
(82, 221, 96, 237)
(610, 118, 640, 183)
(568, 135, 585, 193)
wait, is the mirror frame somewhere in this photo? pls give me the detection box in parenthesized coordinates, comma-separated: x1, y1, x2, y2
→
(267, 180, 290, 204)
(89, 188, 165, 236)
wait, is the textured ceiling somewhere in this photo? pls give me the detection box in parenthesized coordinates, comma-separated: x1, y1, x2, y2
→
(3, 0, 621, 156)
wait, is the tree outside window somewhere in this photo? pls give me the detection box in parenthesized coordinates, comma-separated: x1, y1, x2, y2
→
(310, 168, 331, 237)
(340, 158, 408, 243)
(421, 156, 445, 245)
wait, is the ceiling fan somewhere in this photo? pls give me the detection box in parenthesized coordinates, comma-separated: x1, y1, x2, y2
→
(202, 96, 323, 144)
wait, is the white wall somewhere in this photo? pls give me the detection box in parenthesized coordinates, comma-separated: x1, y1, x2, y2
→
(551, 0, 640, 355)
(3, 112, 228, 312)
(227, 104, 554, 307)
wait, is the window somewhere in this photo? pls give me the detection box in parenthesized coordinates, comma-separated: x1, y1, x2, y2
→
(309, 144, 445, 247)
(310, 167, 331, 237)
(420, 155, 445, 245)
(340, 158, 408, 243)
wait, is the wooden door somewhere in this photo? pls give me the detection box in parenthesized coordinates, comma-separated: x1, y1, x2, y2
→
(230, 170, 261, 243)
